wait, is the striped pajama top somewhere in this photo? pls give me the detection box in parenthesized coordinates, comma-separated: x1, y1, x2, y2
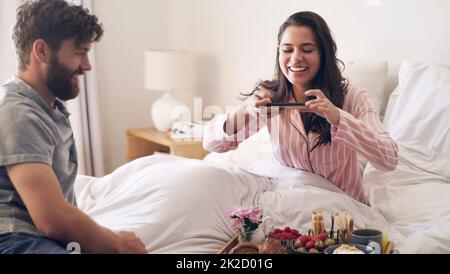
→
(203, 85, 399, 204)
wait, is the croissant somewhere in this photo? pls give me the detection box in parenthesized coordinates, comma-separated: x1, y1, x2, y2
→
(258, 239, 288, 254)
(230, 242, 259, 254)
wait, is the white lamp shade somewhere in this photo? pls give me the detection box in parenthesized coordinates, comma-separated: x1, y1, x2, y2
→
(145, 50, 194, 91)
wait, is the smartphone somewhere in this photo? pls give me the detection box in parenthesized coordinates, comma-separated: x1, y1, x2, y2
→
(266, 102, 306, 108)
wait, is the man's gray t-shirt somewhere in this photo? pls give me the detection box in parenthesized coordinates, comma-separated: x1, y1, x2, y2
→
(0, 75, 78, 237)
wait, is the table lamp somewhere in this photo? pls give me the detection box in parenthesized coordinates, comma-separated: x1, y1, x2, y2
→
(145, 50, 194, 132)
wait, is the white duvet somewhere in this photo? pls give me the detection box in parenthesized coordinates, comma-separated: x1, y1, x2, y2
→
(75, 155, 388, 254)
(75, 155, 272, 253)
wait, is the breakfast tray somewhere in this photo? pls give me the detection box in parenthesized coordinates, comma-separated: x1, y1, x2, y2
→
(217, 234, 394, 254)
(218, 234, 240, 254)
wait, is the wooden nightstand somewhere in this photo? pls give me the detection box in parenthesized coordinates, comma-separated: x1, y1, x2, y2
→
(126, 128, 209, 162)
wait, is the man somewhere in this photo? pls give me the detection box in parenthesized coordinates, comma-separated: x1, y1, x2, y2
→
(0, 0, 146, 254)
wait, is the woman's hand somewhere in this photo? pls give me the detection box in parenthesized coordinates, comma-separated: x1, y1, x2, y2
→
(252, 87, 274, 108)
(251, 87, 278, 118)
(224, 87, 276, 135)
(304, 89, 341, 126)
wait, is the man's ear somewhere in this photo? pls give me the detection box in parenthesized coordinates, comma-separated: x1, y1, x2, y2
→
(32, 39, 51, 64)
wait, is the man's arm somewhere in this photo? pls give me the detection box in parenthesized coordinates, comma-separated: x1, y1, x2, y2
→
(7, 163, 147, 254)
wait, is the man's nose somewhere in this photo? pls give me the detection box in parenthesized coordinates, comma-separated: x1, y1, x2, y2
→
(81, 56, 92, 71)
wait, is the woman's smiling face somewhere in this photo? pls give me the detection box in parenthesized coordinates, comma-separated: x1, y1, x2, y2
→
(278, 25, 321, 93)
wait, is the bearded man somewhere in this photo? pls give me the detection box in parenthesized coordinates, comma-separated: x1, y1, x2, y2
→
(0, 0, 146, 254)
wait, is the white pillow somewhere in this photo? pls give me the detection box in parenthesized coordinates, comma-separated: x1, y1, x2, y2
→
(383, 61, 415, 126)
(386, 60, 450, 178)
(343, 62, 388, 115)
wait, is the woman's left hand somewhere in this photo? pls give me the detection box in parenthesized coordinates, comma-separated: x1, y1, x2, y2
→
(304, 89, 340, 126)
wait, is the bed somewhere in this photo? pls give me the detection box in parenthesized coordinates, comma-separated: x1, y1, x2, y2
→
(74, 60, 450, 254)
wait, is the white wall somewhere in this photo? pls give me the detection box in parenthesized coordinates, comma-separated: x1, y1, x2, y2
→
(93, 0, 450, 172)
(93, 0, 167, 172)
(164, 0, 450, 108)
(0, 0, 20, 83)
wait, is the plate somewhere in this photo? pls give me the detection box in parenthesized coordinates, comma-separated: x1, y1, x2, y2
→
(324, 244, 374, 254)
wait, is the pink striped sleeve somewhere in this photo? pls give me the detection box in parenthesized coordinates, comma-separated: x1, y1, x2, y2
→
(331, 90, 399, 171)
(202, 112, 266, 153)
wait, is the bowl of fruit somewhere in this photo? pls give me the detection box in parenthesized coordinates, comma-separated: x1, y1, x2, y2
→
(290, 232, 336, 254)
(267, 227, 299, 249)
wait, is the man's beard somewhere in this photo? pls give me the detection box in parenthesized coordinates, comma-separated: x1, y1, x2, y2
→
(46, 56, 84, 101)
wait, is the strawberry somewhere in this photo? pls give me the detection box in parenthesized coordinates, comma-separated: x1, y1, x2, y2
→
(319, 232, 328, 241)
(284, 227, 291, 233)
(303, 235, 313, 245)
(274, 228, 282, 234)
(298, 235, 310, 246)
(305, 240, 315, 250)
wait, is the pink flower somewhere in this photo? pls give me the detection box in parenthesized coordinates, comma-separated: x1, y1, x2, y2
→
(225, 206, 264, 233)
(225, 207, 252, 219)
(239, 208, 252, 218)
(248, 207, 263, 223)
(248, 213, 262, 223)
(224, 209, 236, 218)
(231, 219, 243, 231)
(252, 206, 263, 215)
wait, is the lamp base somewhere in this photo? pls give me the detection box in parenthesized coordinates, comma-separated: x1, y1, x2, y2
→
(151, 92, 188, 132)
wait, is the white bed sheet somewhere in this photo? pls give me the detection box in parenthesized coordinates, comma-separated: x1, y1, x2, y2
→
(75, 156, 389, 254)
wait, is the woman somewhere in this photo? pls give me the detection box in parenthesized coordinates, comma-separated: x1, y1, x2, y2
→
(203, 11, 398, 204)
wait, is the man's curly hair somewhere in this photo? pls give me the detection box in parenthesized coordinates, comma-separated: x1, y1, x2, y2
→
(13, 0, 104, 70)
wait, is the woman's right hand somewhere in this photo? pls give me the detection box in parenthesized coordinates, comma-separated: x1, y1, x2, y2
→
(224, 87, 276, 135)
(116, 231, 147, 254)
(246, 86, 278, 119)
(251, 86, 275, 108)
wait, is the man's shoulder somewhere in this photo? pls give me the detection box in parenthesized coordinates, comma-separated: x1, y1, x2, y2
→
(0, 96, 49, 136)
(0, 98, 40, 122)
(0, 86, 42, 120)
(0, 77, 27, 99)
(0, 94, 57, 155)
